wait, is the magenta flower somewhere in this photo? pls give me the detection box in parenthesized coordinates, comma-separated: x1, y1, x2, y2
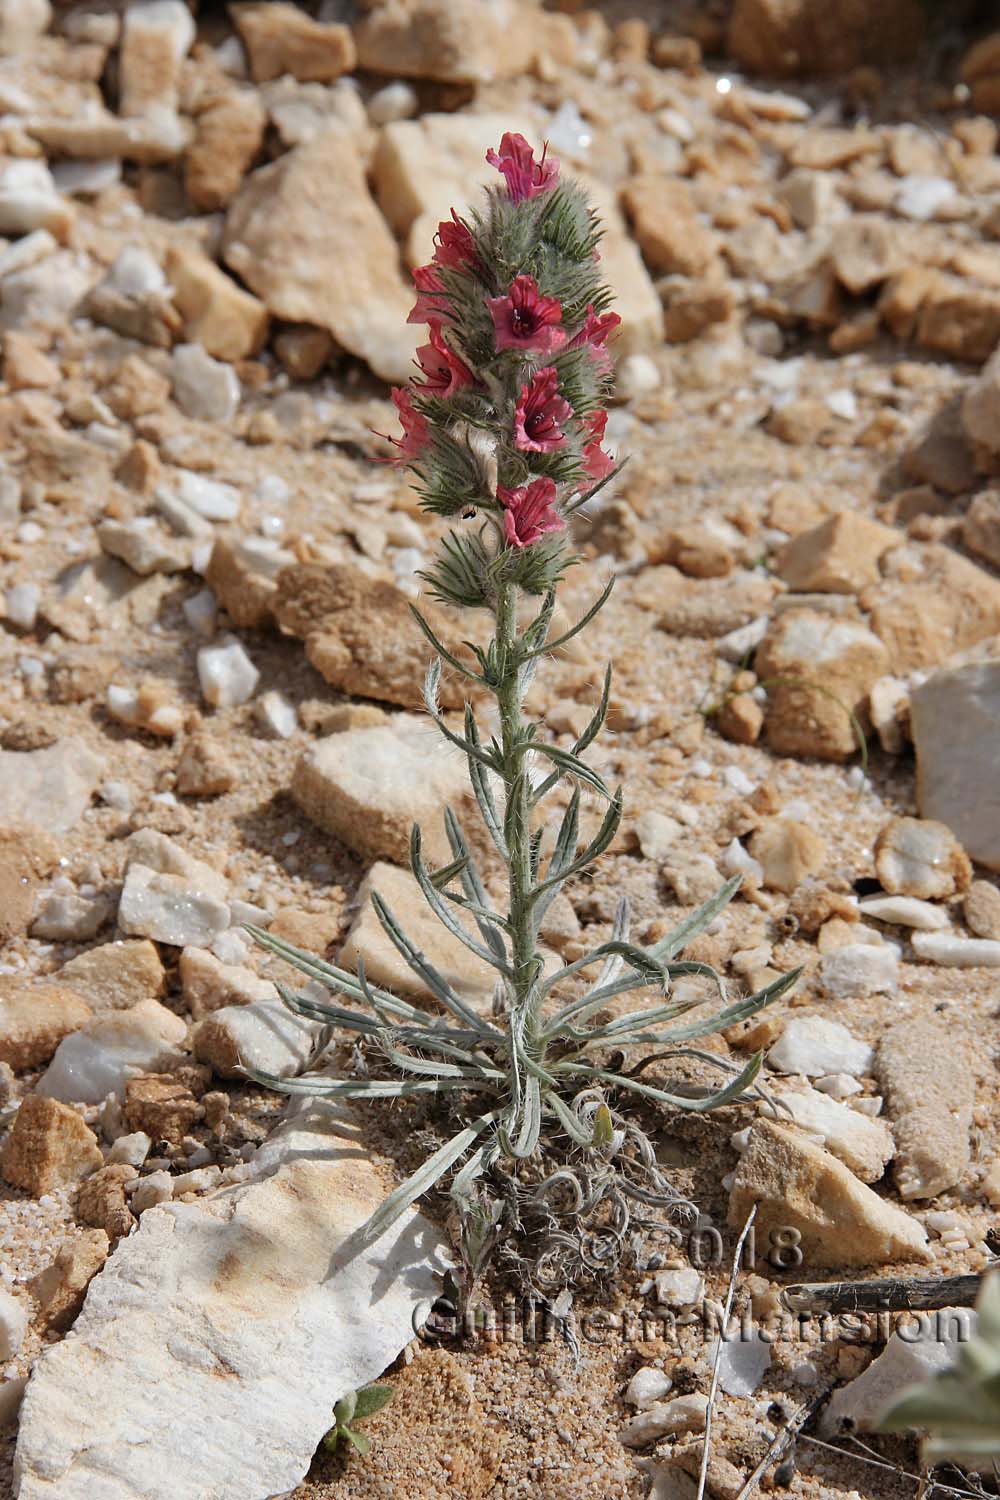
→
(580, 409, 614, 483)
(498, 477, 565, 549)
(568, 305, 622, 375)
(433, 211, 478, 270)
(514, 367, 572, 452)
(486, 132, 559, 203)
(487, 274, 567, 356)
(389, 387, 430, 461)
(408, 264, 453, 326)
(415, 324, 474, 396)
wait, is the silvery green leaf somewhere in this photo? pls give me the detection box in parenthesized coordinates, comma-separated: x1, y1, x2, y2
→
(370, 886, 499, 1036)
(410, 825, 513, 978)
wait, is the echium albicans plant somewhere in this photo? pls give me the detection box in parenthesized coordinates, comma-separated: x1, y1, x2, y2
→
(248, 133, 799, 1284)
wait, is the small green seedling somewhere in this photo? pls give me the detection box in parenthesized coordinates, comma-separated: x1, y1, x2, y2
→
(322, 1383, 394, 1457)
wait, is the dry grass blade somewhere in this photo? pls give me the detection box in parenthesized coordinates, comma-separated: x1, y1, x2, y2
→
(697, 1203, 757, 1500)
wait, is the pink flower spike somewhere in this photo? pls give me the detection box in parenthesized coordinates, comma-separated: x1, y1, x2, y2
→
(408, 264, 453, 326)
(487, 274, 567, 356)
(415, 324, 474, 396)
(498, 477, 565, 549)
(580, 408, 614, 483)
(433, 211, 478, 270)
(568, 305, 622, 374)
(514, 367, 572, 453)
(486, 133, 559, 203)
(389, 387, 430, 462)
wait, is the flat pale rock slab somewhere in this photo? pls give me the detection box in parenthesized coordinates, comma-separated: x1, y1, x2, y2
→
(291, 713, 477, 867)
(0, 741, 104, 835)
(911, 660, 1000, 871)
(877, 1015, 977, 1200)
(13, 1099, 445, 1500)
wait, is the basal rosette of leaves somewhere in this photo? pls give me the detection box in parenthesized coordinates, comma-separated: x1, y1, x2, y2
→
(246, 134, 799, 1274)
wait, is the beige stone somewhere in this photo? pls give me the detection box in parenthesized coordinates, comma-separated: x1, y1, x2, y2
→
(716, 693, 763, 745)
(76, 1164, 136, 1241)
(0, 985, 92, 1072)
(191, 999, 321, 1081)
(184, 89, 266, 212)
(729, 0, 923, 76)
(620, 177, 719, 277)
(0, 825, 58, 943)
(663, 281, 735, 343)
(291, 714, 477, 868)
(272, 324, 334, 380)
(175, 733, 237, 798)
(983, 1157, 1000, 1207)
(341, 860, 496, 1008)
(3, 332, 59, 390)
(124, 1070, 207, 1145)
(641, 566, 775, 638)
(103, 354, 171, 420)
(830, 216, 901, 294)
(963, 491, 1000, 570)
(274, 562, 475, 711)
(964, 880, 1000, 940)
(354, 0, 536, 83)
(56, 940, 166, 1013)
(29, 1230, 109, 1332)
(880, 268, 1000, 364)
(962, 351, 1000, 459)
(756, 609, 889, 762)
(776, 512, 900, 595)
(233, 2, 356, 83)
(749, 818, 826, 893)
(874, 817, 971, 900)
(877, 1016, 976, 1200)
(165, 245, 269, 363)
(1, 1095, 103, 1195)
(119, 0, 194, 117)
(863, 544, 1000, 673)
(223, 126, 417, 384)
(729, 1119, 930, 1269)
(179, 947, 277, 1019)
(911, 659, 1000, 872)
(204, 535, 288, 630)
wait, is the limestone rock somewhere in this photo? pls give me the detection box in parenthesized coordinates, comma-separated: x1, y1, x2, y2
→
(291, 713, 476, 868)
(863, 544, 1000, 673)
(730, 0, 923, 75)
(11, 1098, 445, 1500)
(0, 739, 104, 835)
(36, 999, 188, 1105)
(119, 863, 231, 947)
(192, 998, 323, 1080)
(910, 661, 1000, 872)
(1, 1096, 103, 1195)
(620, 177, 719, 277)
(223, 126, 417, 384)
(729, 1120, 929, 1269)
(76, 1164, 137, 1241)
(874, 816, 971, 900)
(0, 984, 93, 1072)
(124, 1070, 206, 1143)
(119, 0, 194, 118)
(56, 939, 166, 1013)
(760, 1083, 894, 1183)
(355, 0, 535, 83)
(340, 861, 495, 1008)
(184, 88, 266, 212)
(964, 880, 1000, 940)
(179, 947, 277, 1018)
(171, 342, 240, 421)
(233, 2, 356, 83)
(756, 609, 889, 762)
(0, 1289, 28, 1362)
(29, 1229, 109, 1333)
(0, 160, 73, 240)
(821, 1310, 975, 1436)
(0, 824, 58, 943)
(878, 1015, 976, 1200)
(749, 818, 826, 893)
(768, 1016, 873, 1077)
(165, 245, 269, 363)
(830, 215, 901, 294)
(775, 512, 900, 595)
(963, 491, 1000, 571)
(274, 563, 472, 711)
(3, 331, 60, 390)
(204, 534, 290, 629)
(819, 942, 899, 1000)
(960, 349, 1000, 458)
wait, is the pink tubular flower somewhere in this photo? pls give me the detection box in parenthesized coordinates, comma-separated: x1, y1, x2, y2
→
(514, 367, 572, 452)
(433, 211, 478, 270)
(580, 409, 614, 483)
(487, 274, 567, 356)
(498, 478, 565, 549)
(389, 387, 430, 461)
(415, 324, 474, 396)
(408, 264, 452, 326)
(568, 305, 622, 374)
(486, 133, 559, 203)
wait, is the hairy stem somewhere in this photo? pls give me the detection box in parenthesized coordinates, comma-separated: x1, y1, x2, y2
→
(494, 581, 541, 1042)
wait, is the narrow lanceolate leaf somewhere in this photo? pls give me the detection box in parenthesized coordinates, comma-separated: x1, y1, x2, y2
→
(238, 1067, 492, 1099)
(520, 588, 557, 656)
(568, 1050, 765, 1113)
(510, 1075, 542, 1159)
(422, 660, 496, 769)
(533, 788, 623, 901)
(244, 925, 430, 1025)
(646, 876, 743, 962)
(589, 967, 804, 1047)
(523, 575, 615, 659)
(544, 1088, 596, 1147)
(539, 937, 666, 1004)
(523, 741, 612, 801)
(410, 825, 514, 979)
(443, 806, 508, 965)
(345, 1113, 499, 1253)
(370, 888, 499, 1037)
(571, 664, 612, 757)
(409, 604, 484, 684)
